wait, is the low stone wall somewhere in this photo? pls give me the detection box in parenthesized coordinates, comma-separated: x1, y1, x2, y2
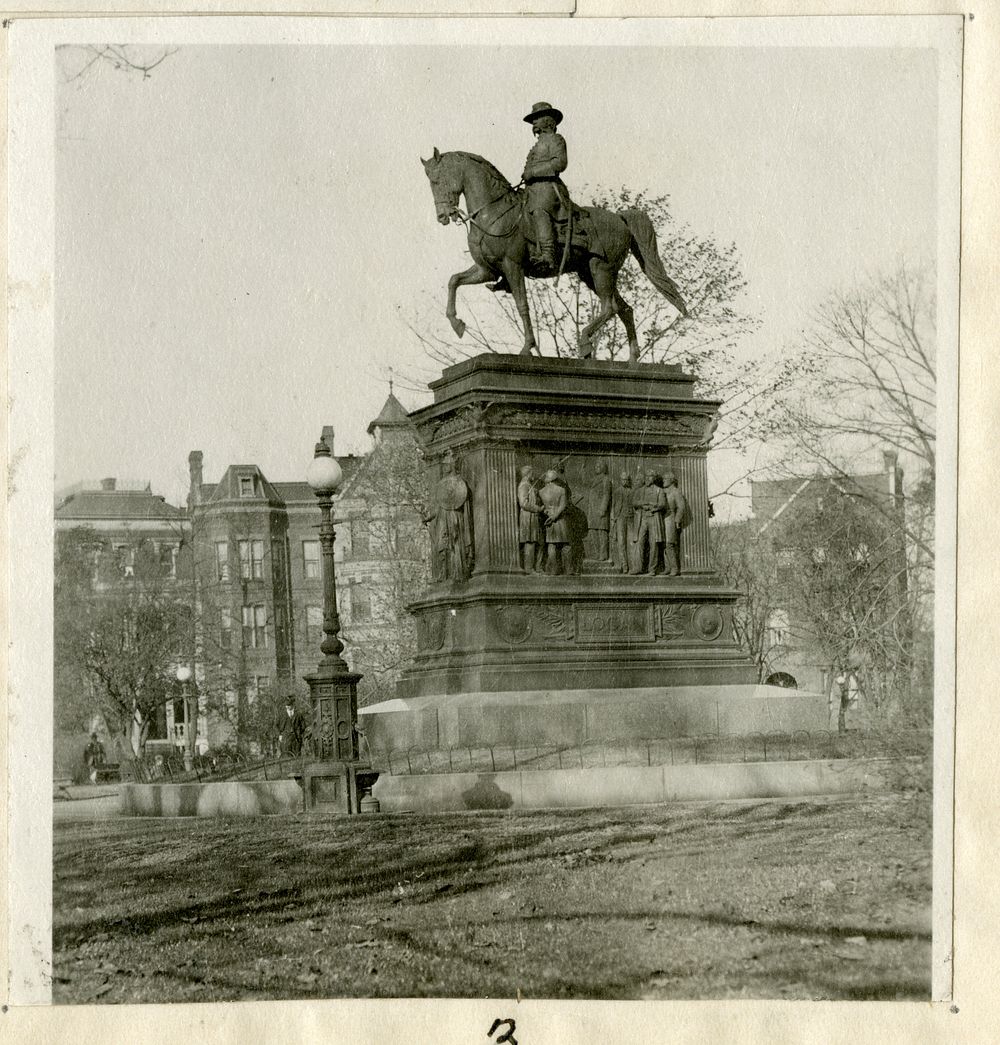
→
(361, 684, 831, 753)
(121, 780, 303, 818)
(371, 758, 897, 814)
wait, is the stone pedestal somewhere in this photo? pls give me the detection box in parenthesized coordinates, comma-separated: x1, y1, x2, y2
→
(396, 353, 756, 702)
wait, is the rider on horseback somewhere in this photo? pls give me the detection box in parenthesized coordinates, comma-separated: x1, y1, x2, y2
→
(521, 102, 568, 275)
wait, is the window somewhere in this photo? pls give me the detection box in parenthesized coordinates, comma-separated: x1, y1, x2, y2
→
(159, 543, 178, 579)
(239, 539, 265, 580)
(303, 541, 321, 579)
(242, 604, 267, 648)
(220, 608, 233, 651)
(114, 544, 134, 577)
(350, 518, 370, 558)
(774, 548, 795, 589)
(215, 541, 229, 581)
(239, 475, 256, 498)
(767, 610, 790, 648)
(253, 675, 271, 704)
(350, 582, 372, 623)
(306, 605, 323, 644)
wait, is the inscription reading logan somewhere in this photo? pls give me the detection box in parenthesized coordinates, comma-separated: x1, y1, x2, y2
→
(575, 603, 654, 643)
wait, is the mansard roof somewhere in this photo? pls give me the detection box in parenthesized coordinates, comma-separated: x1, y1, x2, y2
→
(204, 465, 284, 505)
(198, 457, 364, 509)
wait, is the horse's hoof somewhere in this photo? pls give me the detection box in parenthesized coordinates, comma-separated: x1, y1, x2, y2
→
(450, 318, 467, 339)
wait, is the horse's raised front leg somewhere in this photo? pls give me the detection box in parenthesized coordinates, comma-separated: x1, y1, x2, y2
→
(614, 289, 640, 362)
(578, 260, 618, 359)
(447, 263, 494, 339)
(500, 259, 537, 357)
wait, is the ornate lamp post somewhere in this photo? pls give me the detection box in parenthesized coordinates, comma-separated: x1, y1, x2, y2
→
(175, 664, 194, 771)
(303, 436, 364, 810)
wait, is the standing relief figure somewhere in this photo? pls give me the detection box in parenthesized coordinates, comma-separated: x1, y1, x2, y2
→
(538, 469, 570, 576)
(631, 470, 667, 576)
(586, 462, 613, 562)
(611, 472, 636, 574)
(517, 465, 543, 573)
(425, 450, 473, 582)
(659, 472, 690, 576)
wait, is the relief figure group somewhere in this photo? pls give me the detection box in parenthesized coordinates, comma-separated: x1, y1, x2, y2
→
(426, 451, 689, 582)
(518, 461, 688, 577)
(518, 464, 581, 576)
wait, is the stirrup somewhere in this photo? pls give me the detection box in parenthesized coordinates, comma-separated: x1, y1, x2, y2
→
(531, 251, 557, 275)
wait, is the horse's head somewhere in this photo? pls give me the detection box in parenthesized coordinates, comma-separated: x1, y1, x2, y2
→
(421, 147, 463, 225)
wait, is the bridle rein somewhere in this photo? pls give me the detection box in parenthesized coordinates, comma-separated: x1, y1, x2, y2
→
(438, 154, 525, 240)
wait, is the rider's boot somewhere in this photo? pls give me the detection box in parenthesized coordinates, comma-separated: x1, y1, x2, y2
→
(537, 242, 557, 273)
(531, 211, 558, 274)
(489, 276, 512, 295)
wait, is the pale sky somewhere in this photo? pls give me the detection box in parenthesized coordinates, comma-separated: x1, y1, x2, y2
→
(55, 34, 943, 509)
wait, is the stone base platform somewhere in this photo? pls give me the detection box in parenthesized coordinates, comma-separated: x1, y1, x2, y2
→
(359, 683, 830, 753)
(370, 759, 896, 814)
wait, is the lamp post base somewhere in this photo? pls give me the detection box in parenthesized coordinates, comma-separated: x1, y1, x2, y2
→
(304, 664, 363, 764)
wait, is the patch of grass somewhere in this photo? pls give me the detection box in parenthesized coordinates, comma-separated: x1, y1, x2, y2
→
(52, 796, 931, 1002)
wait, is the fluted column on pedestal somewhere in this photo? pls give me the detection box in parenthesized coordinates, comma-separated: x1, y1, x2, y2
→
(467, 440, 520, 575)
(672, 452, 713, 573)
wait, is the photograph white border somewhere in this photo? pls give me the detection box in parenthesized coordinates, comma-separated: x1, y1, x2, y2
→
(4, 8, 988, 1042)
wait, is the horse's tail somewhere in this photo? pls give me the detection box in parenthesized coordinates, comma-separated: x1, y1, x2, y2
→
(619, 207, 688, 316)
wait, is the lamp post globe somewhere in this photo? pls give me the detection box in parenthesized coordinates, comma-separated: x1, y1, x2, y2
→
(306, 444, 343, 494)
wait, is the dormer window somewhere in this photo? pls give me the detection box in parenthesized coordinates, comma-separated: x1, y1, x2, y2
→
(239, 475, 256, 498)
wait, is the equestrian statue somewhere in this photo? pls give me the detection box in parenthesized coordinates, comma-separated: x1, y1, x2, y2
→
(421, 102, 688, 362)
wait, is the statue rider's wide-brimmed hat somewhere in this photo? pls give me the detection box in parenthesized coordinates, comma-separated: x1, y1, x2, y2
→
(523, 102, 563, 125)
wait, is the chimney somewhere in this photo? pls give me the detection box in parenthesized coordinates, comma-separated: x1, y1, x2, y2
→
(100, 477, 116, 491)
(188, 451, 204, 508)
(321, 426, 335, 456)
(882, 449, 903, 506)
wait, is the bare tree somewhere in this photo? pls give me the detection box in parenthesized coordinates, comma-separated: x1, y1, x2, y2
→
(723, 475, 929, 729)
(783, 486, 926, 727)
(776, 261, 935, 560)
(55, 527, 192, 755)
(712, 519, 784, 683)
(336, 434, 430, 707)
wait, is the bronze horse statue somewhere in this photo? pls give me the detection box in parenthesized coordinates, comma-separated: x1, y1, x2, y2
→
(421, 148, 688, 361)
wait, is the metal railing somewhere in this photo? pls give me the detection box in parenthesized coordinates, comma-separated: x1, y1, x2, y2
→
(121, 750, 306, 785)
(368, 729, 931, 777)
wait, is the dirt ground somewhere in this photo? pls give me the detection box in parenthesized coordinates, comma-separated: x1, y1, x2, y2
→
(52, 795, 931, 1003)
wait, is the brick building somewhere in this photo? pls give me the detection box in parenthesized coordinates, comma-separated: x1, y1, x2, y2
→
(54, 393, 427, 759)
(186, 392, 426, 752)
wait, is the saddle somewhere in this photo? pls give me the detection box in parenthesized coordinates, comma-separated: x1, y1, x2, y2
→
(489, 193, 604, 292)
